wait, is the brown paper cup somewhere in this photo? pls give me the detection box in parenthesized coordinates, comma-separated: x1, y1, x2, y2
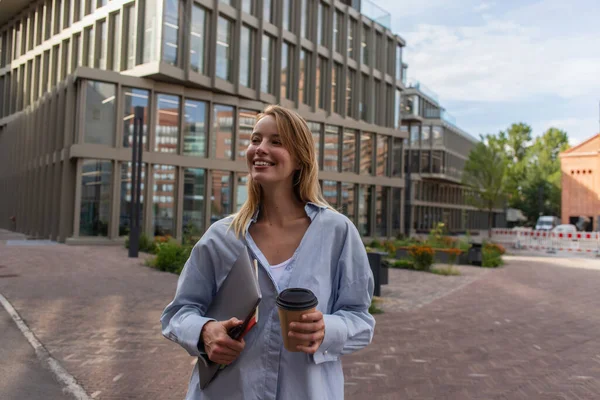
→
(277, 307, 317, 352)
(276, 288, 319, 352)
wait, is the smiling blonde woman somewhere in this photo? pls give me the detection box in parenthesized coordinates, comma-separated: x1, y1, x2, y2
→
(161, 105, 375, 400)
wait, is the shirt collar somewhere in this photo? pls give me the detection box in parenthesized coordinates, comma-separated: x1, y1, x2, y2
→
(246, 202, 325, 233)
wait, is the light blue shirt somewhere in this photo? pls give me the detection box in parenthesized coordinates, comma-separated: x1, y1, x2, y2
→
(161, 203, 375, 399)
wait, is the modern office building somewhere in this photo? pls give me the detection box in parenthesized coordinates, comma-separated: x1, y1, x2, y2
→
(0, 0, 410, 243)
(400, 81, 506, 234)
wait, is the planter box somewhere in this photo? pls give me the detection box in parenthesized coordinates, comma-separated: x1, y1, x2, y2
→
(367, 251, 388, 296)
(395, 247, 470, 265)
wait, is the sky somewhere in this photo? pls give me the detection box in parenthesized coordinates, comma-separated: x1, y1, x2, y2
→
(374, 0, 600, 145)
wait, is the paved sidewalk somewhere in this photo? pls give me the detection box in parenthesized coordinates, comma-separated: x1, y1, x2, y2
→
(1, 240, 600, 399)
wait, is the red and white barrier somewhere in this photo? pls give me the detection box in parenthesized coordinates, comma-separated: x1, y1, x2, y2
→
(491, 228, 600, 254)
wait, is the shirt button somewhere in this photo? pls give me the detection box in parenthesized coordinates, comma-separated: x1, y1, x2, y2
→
(324, 350, 328, 355)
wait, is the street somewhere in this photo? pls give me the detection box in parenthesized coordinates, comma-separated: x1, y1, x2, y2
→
(1, 239, 600, 399)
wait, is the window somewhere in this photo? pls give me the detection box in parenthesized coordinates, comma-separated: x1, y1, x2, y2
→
(109, 13, 121, 71)
(119, 162, 146, 236)
(219, 0, 233, 5)
(237, 109, 258, 159)
(331, 62, 341, 114)
(348, 19, 356, 60)
(322, 180, 338, 209)
(301, 0, 310, 39)
(410, 125, 420, 146)
(241, 0, 255, 15)
(155, 94, 180, 153)
(375, 32, 383, 70)
(387, 38, 395, 76)
(79, 160, 112, 236)
(421, 150, 430, 173)
(376, 135, 389, 176)
(183, 168, 206, 240)
(51, 45, 59, 87)
(96, 19, 107, 69)
(263, 0, 274, 24)
(361, 25, 369, 65)
(44, 2, 52, 40)
(422, 126, 431, 147)
(395, 45, 402, 81)
(392, 137, 403, 177)
(212, 104, 234, 160)
(360, 74, 369, 121)
(376, 186, 388, 236)
(299, 50, 310, 104)
(346, 69, 354, 117)
(63, 0, 71, 29)
(210, 170, 232, 224)
(432, 150, 444, 173)
(71, 33, 80, 72)
(152, 164, 176, 236)
(190, 4, 207, 74)
(317, 2, 327, 47)
(61, 39, 69, 80)
(84, 81, 116, 146)
(394, 89, 402, 129)
(183, 99, 208, 157)
(342, 129, 356, 173)
(391, 187, 402, 236)
(433, 126, 443, 146)
(281, 42, 294, 100)
(307, 121, 321, 167)
(163, 0, 179, 65)
(261, 34, 274, 94)
(282, 0, 292, 31)
(124, 5, 136, 69)
(324, 125, 339, 172)
(84, 26, 94, 67)
(360, 132, 373, 175)
(374, 79, 381, 125)
(54, 0, 62, 34)
(340, 182, 355, 223)
(240, 26, 255, 88)
(333, 11, 343, 53)
(122, 88, 149, 149)
(216, 16, 233, 82)
(143, 0, 157, 63)
(316, 56, 326, 109)
(358, 185, 372, 236)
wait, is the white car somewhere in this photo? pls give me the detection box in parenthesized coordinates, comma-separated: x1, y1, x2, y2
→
(551, 224, 577, 234)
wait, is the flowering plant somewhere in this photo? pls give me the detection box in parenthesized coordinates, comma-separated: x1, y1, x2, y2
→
(408, 245, 435, 271)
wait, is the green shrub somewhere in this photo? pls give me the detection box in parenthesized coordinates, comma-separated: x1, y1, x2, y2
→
(482, 242, 504, 268)
(391, 259, 415, 269)
(151, 242, 192, 274)
(408, 245, 435, 271)
(431, 265, 461, 276)
(369, 299, 383, 314)
(369, 239, 382, 249)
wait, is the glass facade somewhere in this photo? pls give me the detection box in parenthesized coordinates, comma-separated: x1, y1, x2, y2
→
(324, 125, 339, 172)
(183, 99, 208, 157)
(301, 0, 309, 39)
(360, 132, 373, 175)
(183, 168, 205, 241)
(97, 19, 107, 69)
(84, 81, 116, 146)
(281, 42, 293, 100)
(79, 159, 112, 236)
(122, 88, 149, 149)
(211, 170, 231, 224)
(155, 94, 180, 153)
(391, 187, 402, 237)
(332, 62, 341, 114)
(240, 26, 254, 88)
(433, 126, 443, 146)
(299, 50, 309, 104)
(263, 0, 273, 24)
(212, 104, 234, 160)
(358, 184, 371, 236)
(143, 0, 157, 63)
(361, 25, 369, 65)
(316, 56, 325, 109)
(236, 172, 248, 211)
(241, 0, 254, 15)
(282, 0, 291, 31)
(317, 2, 326, 47)
(190, 4, 207, 74)
(307, 121, 321, 168)
(333, 11, 342, 53)
(261, 35, 274, 94)
(376, 135, 389, 176)
(392, 137, 403, 177)
(238, 109, 258, 160)
(216, 17, 233, 82)
(347, 19, 356, 60)
(152, 164, 176, 236)
(342, 129, 356, 173)
(322, 180, 338, 209)
(125, 5, 136, 69)
(162, 0, 179, 65)
(376, 186, 388, 236)
(361, 74, 368, 121)
(119, 162, 146, 236)
(340, 182, 355, 223)
(346, 69, 354, 117)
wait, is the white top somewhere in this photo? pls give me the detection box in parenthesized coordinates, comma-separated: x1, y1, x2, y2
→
(269, 257, 293, 284)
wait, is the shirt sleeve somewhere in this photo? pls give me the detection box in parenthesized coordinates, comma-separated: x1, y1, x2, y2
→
(160, 240, 218, 358)
(313, 222, 375, 364)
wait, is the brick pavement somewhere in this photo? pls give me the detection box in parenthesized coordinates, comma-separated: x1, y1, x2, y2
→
(1, 240, 600, 399)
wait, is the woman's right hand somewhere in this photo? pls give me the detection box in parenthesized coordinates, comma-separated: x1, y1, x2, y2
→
(200, 318, 246, 365)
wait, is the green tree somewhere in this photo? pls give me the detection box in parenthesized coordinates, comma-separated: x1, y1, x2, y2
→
(462, 137, 508, 237)
(518, 128, 569, 221)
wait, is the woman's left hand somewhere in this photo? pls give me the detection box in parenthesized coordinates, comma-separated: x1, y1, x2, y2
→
(288, 310, 325, 354)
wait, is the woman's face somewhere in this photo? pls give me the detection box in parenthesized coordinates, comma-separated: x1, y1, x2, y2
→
(247, 115, 298, 188)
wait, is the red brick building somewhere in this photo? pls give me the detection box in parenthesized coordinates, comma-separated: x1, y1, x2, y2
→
(560, 133, 600, 231)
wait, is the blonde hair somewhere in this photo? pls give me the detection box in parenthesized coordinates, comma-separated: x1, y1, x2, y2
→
(230, 105, 333, 237)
